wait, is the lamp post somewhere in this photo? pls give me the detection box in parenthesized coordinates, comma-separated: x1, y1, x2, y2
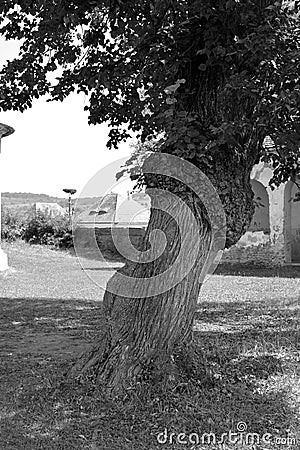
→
(0, 123, 15, 271)
(63, 188, 77, 221)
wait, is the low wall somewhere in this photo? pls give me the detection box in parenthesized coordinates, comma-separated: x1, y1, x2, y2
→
(74, 227, 286, 267)
(221, 231, 285, 267)
(74, 226, 145, 258)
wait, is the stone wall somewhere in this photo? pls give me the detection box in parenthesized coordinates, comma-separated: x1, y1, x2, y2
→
(74, 226, 145, 259)
(221, 162, 287, 266)
(221, 232, 286, 267)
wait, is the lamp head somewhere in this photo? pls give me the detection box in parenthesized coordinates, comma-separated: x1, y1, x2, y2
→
(0, 124, 14, 154)
(63, 188, 77, 196)
(0, 124, 14, 139)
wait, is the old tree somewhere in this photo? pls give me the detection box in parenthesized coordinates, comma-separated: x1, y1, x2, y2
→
(1, 0, 300, 394)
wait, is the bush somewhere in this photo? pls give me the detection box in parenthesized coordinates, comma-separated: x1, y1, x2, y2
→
(1, 207, 74, 249)
(1, 207, 26, 242)
(22, 213, 73, 249)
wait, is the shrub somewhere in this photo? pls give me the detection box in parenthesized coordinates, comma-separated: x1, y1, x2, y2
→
(1, 207, 74, 249)
(22, 213, 73, 249)
(1, 207, 26, 242)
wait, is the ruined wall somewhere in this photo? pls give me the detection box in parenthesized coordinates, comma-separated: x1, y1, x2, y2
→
(221, 232, 286, 266)
(221, 163, 286, 267)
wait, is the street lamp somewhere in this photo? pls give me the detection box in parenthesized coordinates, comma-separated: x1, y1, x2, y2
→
(63, 188, 77, 219)
(0, 123, 15, 271)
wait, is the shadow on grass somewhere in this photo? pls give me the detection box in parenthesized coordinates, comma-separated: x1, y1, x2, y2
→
(0, 297, 105, 357)
(0, 293, 299, 449)
(194, 296, 299, 364)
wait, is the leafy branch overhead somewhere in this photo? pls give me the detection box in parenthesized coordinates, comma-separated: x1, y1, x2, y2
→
(1, 0, 300, 185)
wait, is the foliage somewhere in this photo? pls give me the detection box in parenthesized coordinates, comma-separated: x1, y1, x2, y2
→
(116, 136, 162, 188)
(1, 206, 73, 248)
(0, 1, 300, 187)
(21, 212, 73, 249)
(1, 206, 26, 241)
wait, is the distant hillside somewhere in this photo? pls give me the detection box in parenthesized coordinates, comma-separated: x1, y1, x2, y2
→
(3, 192, 66, 205)
(2, 192, 102, 215)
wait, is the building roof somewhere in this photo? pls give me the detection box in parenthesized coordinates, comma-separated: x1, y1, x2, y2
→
(76, 193, 118, 225)
(33, 202, 67, 217)
(76, 192, 150, 228)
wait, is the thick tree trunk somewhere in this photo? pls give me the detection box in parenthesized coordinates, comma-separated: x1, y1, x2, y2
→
(70, 150, 255, 396)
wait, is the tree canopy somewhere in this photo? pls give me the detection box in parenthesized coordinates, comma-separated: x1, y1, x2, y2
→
(1, 0, 300, 186)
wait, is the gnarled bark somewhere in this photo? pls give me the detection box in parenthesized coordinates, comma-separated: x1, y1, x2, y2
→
(69, 150, 256, 396)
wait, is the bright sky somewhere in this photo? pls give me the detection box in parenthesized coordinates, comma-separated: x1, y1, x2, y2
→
(0, 38, 133, 198)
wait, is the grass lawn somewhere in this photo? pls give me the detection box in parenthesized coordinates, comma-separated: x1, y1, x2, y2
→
(0, 241, 299, 449)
